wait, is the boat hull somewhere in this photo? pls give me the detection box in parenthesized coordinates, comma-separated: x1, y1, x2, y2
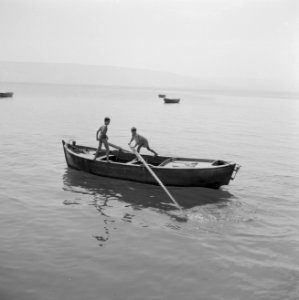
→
(164, 98, 180, 103)
(0, 92, 13, 98)
(158, 94, 166, 98)
(62, 140, 238, 188)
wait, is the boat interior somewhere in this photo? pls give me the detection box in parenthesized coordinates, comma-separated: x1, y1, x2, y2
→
(66, 142, 227, 169)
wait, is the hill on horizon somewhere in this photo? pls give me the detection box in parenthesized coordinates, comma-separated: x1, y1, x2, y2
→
(0, 61, 203, 89)
(0, 61, 297, 95)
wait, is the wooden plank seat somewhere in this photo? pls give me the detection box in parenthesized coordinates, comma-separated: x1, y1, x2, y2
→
(159, 158, 174, 166)
(95, 154, 115, 161)
(126, 158, 140, 164)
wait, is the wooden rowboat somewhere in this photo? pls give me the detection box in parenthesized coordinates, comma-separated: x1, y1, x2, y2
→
(62, 140, 240, 189)
(158, 94, 166, 98)
(164, 97, 180, 104)
(0, 92, 13, 98)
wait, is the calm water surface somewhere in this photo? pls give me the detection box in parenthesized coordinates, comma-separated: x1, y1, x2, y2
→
(0, 83, 299, 300)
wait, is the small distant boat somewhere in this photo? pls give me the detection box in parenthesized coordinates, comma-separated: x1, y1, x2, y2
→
(62, 140, 240, 188)
(0, 92, 13, 98)
(164, 97, 180, 104)
(158, 94, 166, 98)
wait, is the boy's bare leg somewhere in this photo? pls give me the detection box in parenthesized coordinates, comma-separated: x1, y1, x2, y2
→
(104, 140, 110, 162)
(137, 145, 142, 153)
(147, 147, 158, 157)
(94, 142, 102, 160)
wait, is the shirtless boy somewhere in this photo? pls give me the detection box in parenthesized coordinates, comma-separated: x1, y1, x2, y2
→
(94, 117, 110, 161)
(128, 127, 158, 156)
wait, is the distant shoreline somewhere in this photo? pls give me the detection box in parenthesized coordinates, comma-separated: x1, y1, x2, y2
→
(1, 61, 298, 97)
(2, 81, 298, 99)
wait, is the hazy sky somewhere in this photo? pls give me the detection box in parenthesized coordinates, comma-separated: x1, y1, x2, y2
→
(0, 0, 298, 89)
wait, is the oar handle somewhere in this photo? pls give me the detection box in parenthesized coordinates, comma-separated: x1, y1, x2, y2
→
(108, 142, 131, 153)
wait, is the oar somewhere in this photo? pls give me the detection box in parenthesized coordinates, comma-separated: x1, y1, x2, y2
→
(108, 142, 131, 153)
(129, 146, 187, 220)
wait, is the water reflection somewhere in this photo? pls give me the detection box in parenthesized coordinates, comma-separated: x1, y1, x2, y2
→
(62, 163, 237, 246)
(62, 168, 235, 211)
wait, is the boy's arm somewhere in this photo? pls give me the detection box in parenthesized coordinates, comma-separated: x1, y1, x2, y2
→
(128, 136, 134, 145)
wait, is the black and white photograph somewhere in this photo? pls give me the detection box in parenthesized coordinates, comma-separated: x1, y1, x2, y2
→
(0, 0, 298, 299)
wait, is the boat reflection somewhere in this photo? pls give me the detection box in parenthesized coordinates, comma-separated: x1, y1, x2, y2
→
(62, 168, 236, 245)
(62, 168, 235, 211)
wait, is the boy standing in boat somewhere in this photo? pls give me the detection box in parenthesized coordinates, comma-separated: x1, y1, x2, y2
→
(94, 117, 111, 161)
(128, 127, 158, 156)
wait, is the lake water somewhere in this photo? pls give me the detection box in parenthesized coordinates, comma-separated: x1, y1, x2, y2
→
(0, 83, 299, 300)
